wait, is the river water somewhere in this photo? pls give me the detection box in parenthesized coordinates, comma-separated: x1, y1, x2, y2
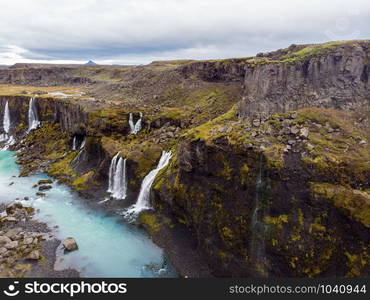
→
(0, 149, 173, 277)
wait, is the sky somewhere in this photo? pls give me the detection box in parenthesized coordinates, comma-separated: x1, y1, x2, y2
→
(0, 0, 369, 65)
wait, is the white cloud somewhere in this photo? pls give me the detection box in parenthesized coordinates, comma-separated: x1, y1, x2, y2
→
(0, 0, 369, 64)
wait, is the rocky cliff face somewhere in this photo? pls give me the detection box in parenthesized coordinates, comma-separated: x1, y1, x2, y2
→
(239, 41, 370, 120)
(0, 67, 93, 86)
(152, 107, 370, 277)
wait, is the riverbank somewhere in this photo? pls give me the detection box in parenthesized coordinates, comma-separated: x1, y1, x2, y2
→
(0, 202, 79, 277)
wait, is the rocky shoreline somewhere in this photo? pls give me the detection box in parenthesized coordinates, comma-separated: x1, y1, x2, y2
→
(0, 202, 79, 278)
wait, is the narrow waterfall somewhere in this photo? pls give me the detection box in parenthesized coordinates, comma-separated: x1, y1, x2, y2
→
(129, 113, 135, 133)
(28, 97, 40, 132)
(124, 151, 172, 218)
(0, 101, 11, 141)
(72, 136, 85, 151)
(72, 136, 77, 151)
(249, 154, 268, 277)
(80, 137, 86, 149)
(129, 113, 143, 134)
(107, 153, 127, 200)
(3, 101, 10, 134)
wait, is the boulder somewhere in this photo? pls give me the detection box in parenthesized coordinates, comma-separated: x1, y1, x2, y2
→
(290, 126, 300, 135)
(0, 236, 11, 246)
(252, 119, 261, 127)
(5, 227, 22, 239)
(38, 185, 52, 191)
(300, 127, 309, 139)
(2, 216, 17, 222)
(62, 237, 78, 251)
(27, 250, 41, 260)
(4, 241, 18, 249)
(6, 202, 23, 214)
(38, 179, 53, 185)
(23, 237, 34, 245)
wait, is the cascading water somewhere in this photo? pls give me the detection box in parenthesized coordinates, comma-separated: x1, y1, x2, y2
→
(28, 97, 40, 132)
(124, 151, 172, 219)
(72, 136, 86, 151)
(129, 113, 143, 134)
(249, 154, 269, 277)
(107, 153, 127, 200)
(72, 136, 77, 151)
(0, 101, 15, 149)
(80, 137, 86, 149)
(0, 101, 11, 142)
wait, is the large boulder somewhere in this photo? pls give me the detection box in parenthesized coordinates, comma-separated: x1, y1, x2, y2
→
(0, 236, 11, 246)
(62, 237, 78, 251)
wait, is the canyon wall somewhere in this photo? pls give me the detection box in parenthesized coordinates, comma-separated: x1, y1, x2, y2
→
(239, 41, 370, 120)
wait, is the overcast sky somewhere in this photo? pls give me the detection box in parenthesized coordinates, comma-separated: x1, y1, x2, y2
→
(0, 0, 369, 65)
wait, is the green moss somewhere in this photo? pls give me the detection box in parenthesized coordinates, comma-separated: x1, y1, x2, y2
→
(264, 214, 288, 230)
(72, 171, 95, 191)
(47, 152, 78, 179)
(311, 183, 370, 228)
(139, 213, 161, 234)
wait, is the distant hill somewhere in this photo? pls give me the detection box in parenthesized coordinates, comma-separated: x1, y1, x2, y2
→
(86, 60, 97, 65)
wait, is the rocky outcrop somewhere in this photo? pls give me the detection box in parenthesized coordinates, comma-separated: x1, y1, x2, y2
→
(0, 67, 93, 86)
(180, 59, 246, 83)
(152, 107, 370, 277)
(239, 41, 370, 120)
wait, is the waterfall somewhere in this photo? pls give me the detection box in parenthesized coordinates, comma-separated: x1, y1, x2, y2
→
(72, 136, 77, 151)
(124, 151, 172, 219)
(72, 136, 85, 151)
(80, 137, 86, 149)
(0, 101, 11, 141)
(129, 113, 143, 134)
(28, 97, 40, 132)
(249, 154, 268, 277)
(3, 101, 10, 134)
(107, 153, 127, 200)
(129, 113, 135, 133)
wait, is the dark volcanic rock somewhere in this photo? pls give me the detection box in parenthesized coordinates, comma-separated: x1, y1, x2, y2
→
(239, 41, 370, 120)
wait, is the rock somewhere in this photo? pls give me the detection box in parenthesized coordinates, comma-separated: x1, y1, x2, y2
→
(62, 237, 78, 251)
(6, 202, 23, 214)
(288, 139, 296, 145)
(4, 241, 18, 249)
(300, 127, 309, 139)
(251, 131, 258, 137)
(290, 126, 300, 135)
(8, 182, 14, 186)
(252, 119, 261, 127)
(36, 192, 46, 197)
(23, 237, 34, 245)
(290, 112, 297, 119)
(24, 197, 30, 201)
(359, 140, 367, 145)
(5, 227, 22, 239)
(0, 236, 12, 246)
(38, 179, 53, 185)
(327, 127, 334, 133)
(0, 247, 7, 255)
(284, 145, 292, 153)
(27, 250, 41, 260)
(38, 185, 52, 191)
(2, 216, 17, 223)
(217, 126, 225, 133)
(306, 143, 315, 151)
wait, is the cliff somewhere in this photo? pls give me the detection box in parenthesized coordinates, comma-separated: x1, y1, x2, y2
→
(239, 41, 370, 120)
